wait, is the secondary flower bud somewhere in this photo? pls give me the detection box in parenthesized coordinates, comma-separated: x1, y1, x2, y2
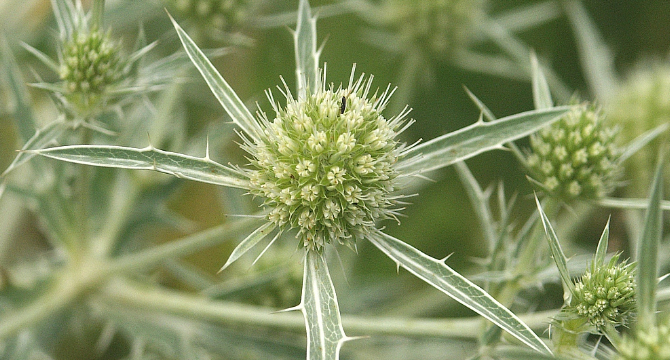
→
(566, 254, 636, 330)
(59, 29, 123, 110)
(525, 103, 622, 201)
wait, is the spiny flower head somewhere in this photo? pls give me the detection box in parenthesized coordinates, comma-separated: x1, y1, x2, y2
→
(59, 28, 123, 111)
(245, 70, 412, 252)
(607, 63, 670, 197)
(525, 103, 622, 201)
(375, 0, 485, 57)
(616, 324, 670, 360)
(566, 253, 636, 330)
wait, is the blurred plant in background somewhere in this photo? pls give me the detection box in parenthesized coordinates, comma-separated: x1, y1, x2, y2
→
(1, 0, 669, 360)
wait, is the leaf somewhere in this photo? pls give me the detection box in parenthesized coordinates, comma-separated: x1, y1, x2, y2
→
(593, 218, 610, 268)
(294, 0, 320, 97)
(454, 162, 497, 251)
(397, 106, 571, 175)
(2, 39, 37, 142)
(635, 149, 665, 332)
(219, 222, 276, 272)
(300, 250, 349, 360)
(535, 196, 575, 296)
(169, 15, 260, 142)
(597, 197, 670, 211)
(368, 231, 552, 356)
(618, 122, 669, 163)
(30, 145, 250, 189)
(1, 120, 68, 178)
(530, 51, 553, 109)
(563, 0, 617, 101)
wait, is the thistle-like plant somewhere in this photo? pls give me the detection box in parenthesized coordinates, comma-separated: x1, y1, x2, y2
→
(27, 0, 574, 358)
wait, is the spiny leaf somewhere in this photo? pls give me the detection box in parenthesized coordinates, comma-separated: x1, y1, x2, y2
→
(169, 15, 260, 142)
(294, 0, 319, 97)
(397, 107, 571, 175)
(635, 149, 665, 332)
(30, 145, 250, 189)
(535, 196, 575, 296)
(219, 222, 276, 272)
(368, 231, 552, 356)
(300, 250, 349, 360)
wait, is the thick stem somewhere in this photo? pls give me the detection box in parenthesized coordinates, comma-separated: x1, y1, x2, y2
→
(99, 278, 557, 340)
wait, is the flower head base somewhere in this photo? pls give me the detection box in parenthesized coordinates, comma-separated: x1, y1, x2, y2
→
(566, 254, 636, 330)
(525, 103, 621, 201)
(59, 28, 123, 111)
(245, 71, 411, 251)
(617, 324, 670, 360)
(374, 0, 485, 57)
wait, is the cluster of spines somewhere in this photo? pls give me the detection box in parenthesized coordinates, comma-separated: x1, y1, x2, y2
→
(245, 72, 413, 251)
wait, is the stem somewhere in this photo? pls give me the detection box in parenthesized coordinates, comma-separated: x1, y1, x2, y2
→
(99, 278, 558, 340)
(93, 172, 141, 258)
(0, 260, 104, 340)
(104, 216, 262, 275)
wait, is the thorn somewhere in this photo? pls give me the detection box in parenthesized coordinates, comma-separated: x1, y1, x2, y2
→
(275, 303, 303, 314)
(343, 335, 368, 343)
(440, 253, 454, 263)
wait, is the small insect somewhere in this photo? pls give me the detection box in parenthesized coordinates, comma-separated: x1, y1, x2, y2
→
(340, 96, 346, 115)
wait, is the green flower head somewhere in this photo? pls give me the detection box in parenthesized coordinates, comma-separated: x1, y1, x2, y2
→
(164, 0, 254, 42)
(59, 28, 123, 111)
(368, 0, 485, 57)
(525, 103, 622, 201)
(567, 253, 636, 330)
(608, 63, 670, 197)
(245, 69, 412, 252)
(617, 324, 670, 360)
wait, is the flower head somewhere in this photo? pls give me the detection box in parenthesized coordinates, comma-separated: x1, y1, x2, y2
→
(608, 63, 670, 197)
(245, 70, 411, 251)
(369, 0, 486, 57)
(566, 253, 636, 330)
(525, 103, 622, 201)
(59, 28, 123, 111)
(164, 0, 256, 43)
(617, 324, 670, 360)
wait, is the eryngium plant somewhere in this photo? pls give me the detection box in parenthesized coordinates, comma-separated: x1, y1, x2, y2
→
(30, 0, 572, 358)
